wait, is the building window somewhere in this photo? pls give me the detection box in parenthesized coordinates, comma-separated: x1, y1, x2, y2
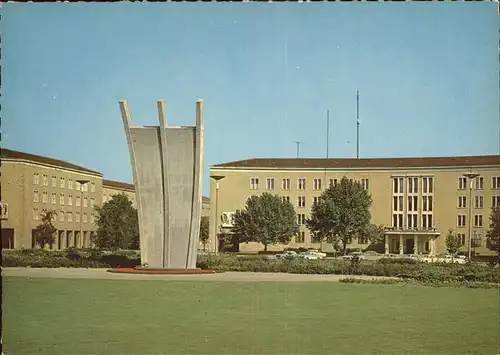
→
(474, 196, 483, 209)
(407, 214, 418, 229)
(407, 177, 418, 194)
(297, 214, 306, 225)
(42, 192, 48, 204)
(282, 178, 290, 190)
(90, 198, 95, 208)
(297, 178, 307, 190)
(51, 193, 57, 205)
(422, 214, 433, 230)
(329, 178, 337, 187)
(474, 177, 484, 190)
(90, 182, 96, 192)
(458, 196, 467, 209)
(68, 179, 73, 189)
(281, 196, 290, 203)
(493, 177, 500, 189)
(51, 176, 57, 188)
(75, 181, 80, 191)
(60, 178, 65, 189)
(474, 215, 483, 227)
(43, 174, 48, 186)
(457, 215, 466, 227)
(457, 233, 466, 246)
(67, 212, 72, 222)
(51, 212, 57, 222)
(422, 177, 433, 194)
(33, 173, 39, 185)
(76, 196, 81, 207)
(393, 196, 404, 212)
(83, 213, 88, 223)
(297, 196, 306, 208)
(296, 231, 305, 243)
(458, 177, 467, 190)
(33, 208, 39, 220)
(90, 213, 95, 223)
(33, 191, 39, 203)
(83, 197, 88, 208)
(422, 196, 433, 212)
(60, 194, 65, 205)
(407, 196, 418, 212)
(360, 178, 369, 190)
(68, 195, 73, 206)
(492, 196, 500, 208)
(393, 177, 404, 194)
(313, 196, 320, 205)
(76, 212, 80, 223)
(313, 178, 322, 190)
(392, 214, 404, 229)
(266, 178, 275, 190)
(250, 178, 259, 190)
(83, 183, 89, 192)
(472, 233, 482, 248)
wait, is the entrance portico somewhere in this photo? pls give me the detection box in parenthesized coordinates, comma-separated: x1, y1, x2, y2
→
(384, 228, 440, 255)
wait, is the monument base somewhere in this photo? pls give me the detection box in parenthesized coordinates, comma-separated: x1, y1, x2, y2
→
(107, 267, 221, 275)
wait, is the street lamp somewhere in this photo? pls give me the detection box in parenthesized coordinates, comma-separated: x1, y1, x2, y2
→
(76, 179, 89, 248)
(210, 175, 225, 255)
(463, 172, 479, 261)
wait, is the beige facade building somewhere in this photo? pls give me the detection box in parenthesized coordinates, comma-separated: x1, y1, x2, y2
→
(209, 155, 500, 256)
(1, 149, 210, 250)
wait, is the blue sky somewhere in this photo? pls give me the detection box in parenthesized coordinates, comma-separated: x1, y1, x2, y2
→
(3, 3, 499, 196)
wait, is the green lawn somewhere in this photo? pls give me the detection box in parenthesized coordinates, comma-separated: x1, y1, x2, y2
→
(3, 277, 499, 355)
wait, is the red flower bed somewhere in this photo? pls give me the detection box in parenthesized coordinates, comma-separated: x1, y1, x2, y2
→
(107, 268, 221, 275)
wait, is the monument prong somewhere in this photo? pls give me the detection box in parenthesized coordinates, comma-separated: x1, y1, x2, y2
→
(157, 99, 170, 268)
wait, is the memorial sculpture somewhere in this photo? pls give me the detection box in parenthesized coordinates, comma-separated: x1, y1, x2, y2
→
(119, 99, 204, 269)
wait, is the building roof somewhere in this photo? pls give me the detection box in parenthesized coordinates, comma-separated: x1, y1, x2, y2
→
(103, 179, 210, 203)
(212, 155, 500, 170)
(103, 179, 135, 191)
(1, 148, 103, 176)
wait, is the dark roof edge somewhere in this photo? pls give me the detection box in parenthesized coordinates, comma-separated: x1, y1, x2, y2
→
(1, 148, 103, 176)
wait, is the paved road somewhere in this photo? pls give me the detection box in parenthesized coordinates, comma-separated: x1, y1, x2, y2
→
(2, 267, 396, 282)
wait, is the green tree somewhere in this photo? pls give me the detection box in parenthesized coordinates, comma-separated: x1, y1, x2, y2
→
(93, 193, 139, 250)
(306, 177, 376, 254)
(232, 193, 298, 252)
(33, 210, 57, 249)
(199, 216, 210, 251)
(445, 229, 461, 255)
(486, 206, 500, 256)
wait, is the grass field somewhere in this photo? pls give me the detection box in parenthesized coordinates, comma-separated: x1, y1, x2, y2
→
(3, 277, 499, 355)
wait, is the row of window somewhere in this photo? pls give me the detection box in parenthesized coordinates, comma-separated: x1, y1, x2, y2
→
(457, 214, 484, 227)
(457, 195, 500, 209)
(32, 173, 96, 192)
(392, 195, 433, 213)
(249, 177, 369, 191)
(32, 209, 95, 223)
(393, 177, 434, 194)
(392, 213, 434, 229)
(456, 232, 484, 247)
(458, 176, 500, 190)
(295, 232, 366, 245)
(33, 191, 95, 207)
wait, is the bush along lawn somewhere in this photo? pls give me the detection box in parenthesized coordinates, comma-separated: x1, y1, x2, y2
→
(3, 249, 499, 287)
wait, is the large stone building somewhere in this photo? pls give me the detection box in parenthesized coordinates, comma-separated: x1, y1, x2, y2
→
(209, 155, 500, 256)
(1, 149, 210, 250)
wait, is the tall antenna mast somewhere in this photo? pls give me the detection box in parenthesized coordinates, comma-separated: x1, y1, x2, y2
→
(326, 109, 330, 158)
(293, 141, 303, 158)
(356, 90, 360, 159)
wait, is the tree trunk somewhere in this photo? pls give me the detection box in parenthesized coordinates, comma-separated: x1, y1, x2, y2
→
(264, 244, 268, 252)
(342, 241, 347, 255)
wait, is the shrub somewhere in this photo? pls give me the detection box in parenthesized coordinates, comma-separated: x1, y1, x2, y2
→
(377, 258, 417, 265)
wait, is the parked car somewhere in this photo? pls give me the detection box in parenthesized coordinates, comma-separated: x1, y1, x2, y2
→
(298, 251, 322, 260)
(342, 252, 365, 261)
(306, 249, 327, 258)
(276, 251, 298, 259)
(421, 254, 467, 264)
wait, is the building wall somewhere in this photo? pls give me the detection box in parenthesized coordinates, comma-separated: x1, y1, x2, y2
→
(208, 166, 500, 255)
(1, 160, 103, 249)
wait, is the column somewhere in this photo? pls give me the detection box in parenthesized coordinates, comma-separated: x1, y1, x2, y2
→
(430, 237, 435, 256)
(384, 234, 389, 255)
(399, 235, 404, 255)
(414, 235, 419, 255)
